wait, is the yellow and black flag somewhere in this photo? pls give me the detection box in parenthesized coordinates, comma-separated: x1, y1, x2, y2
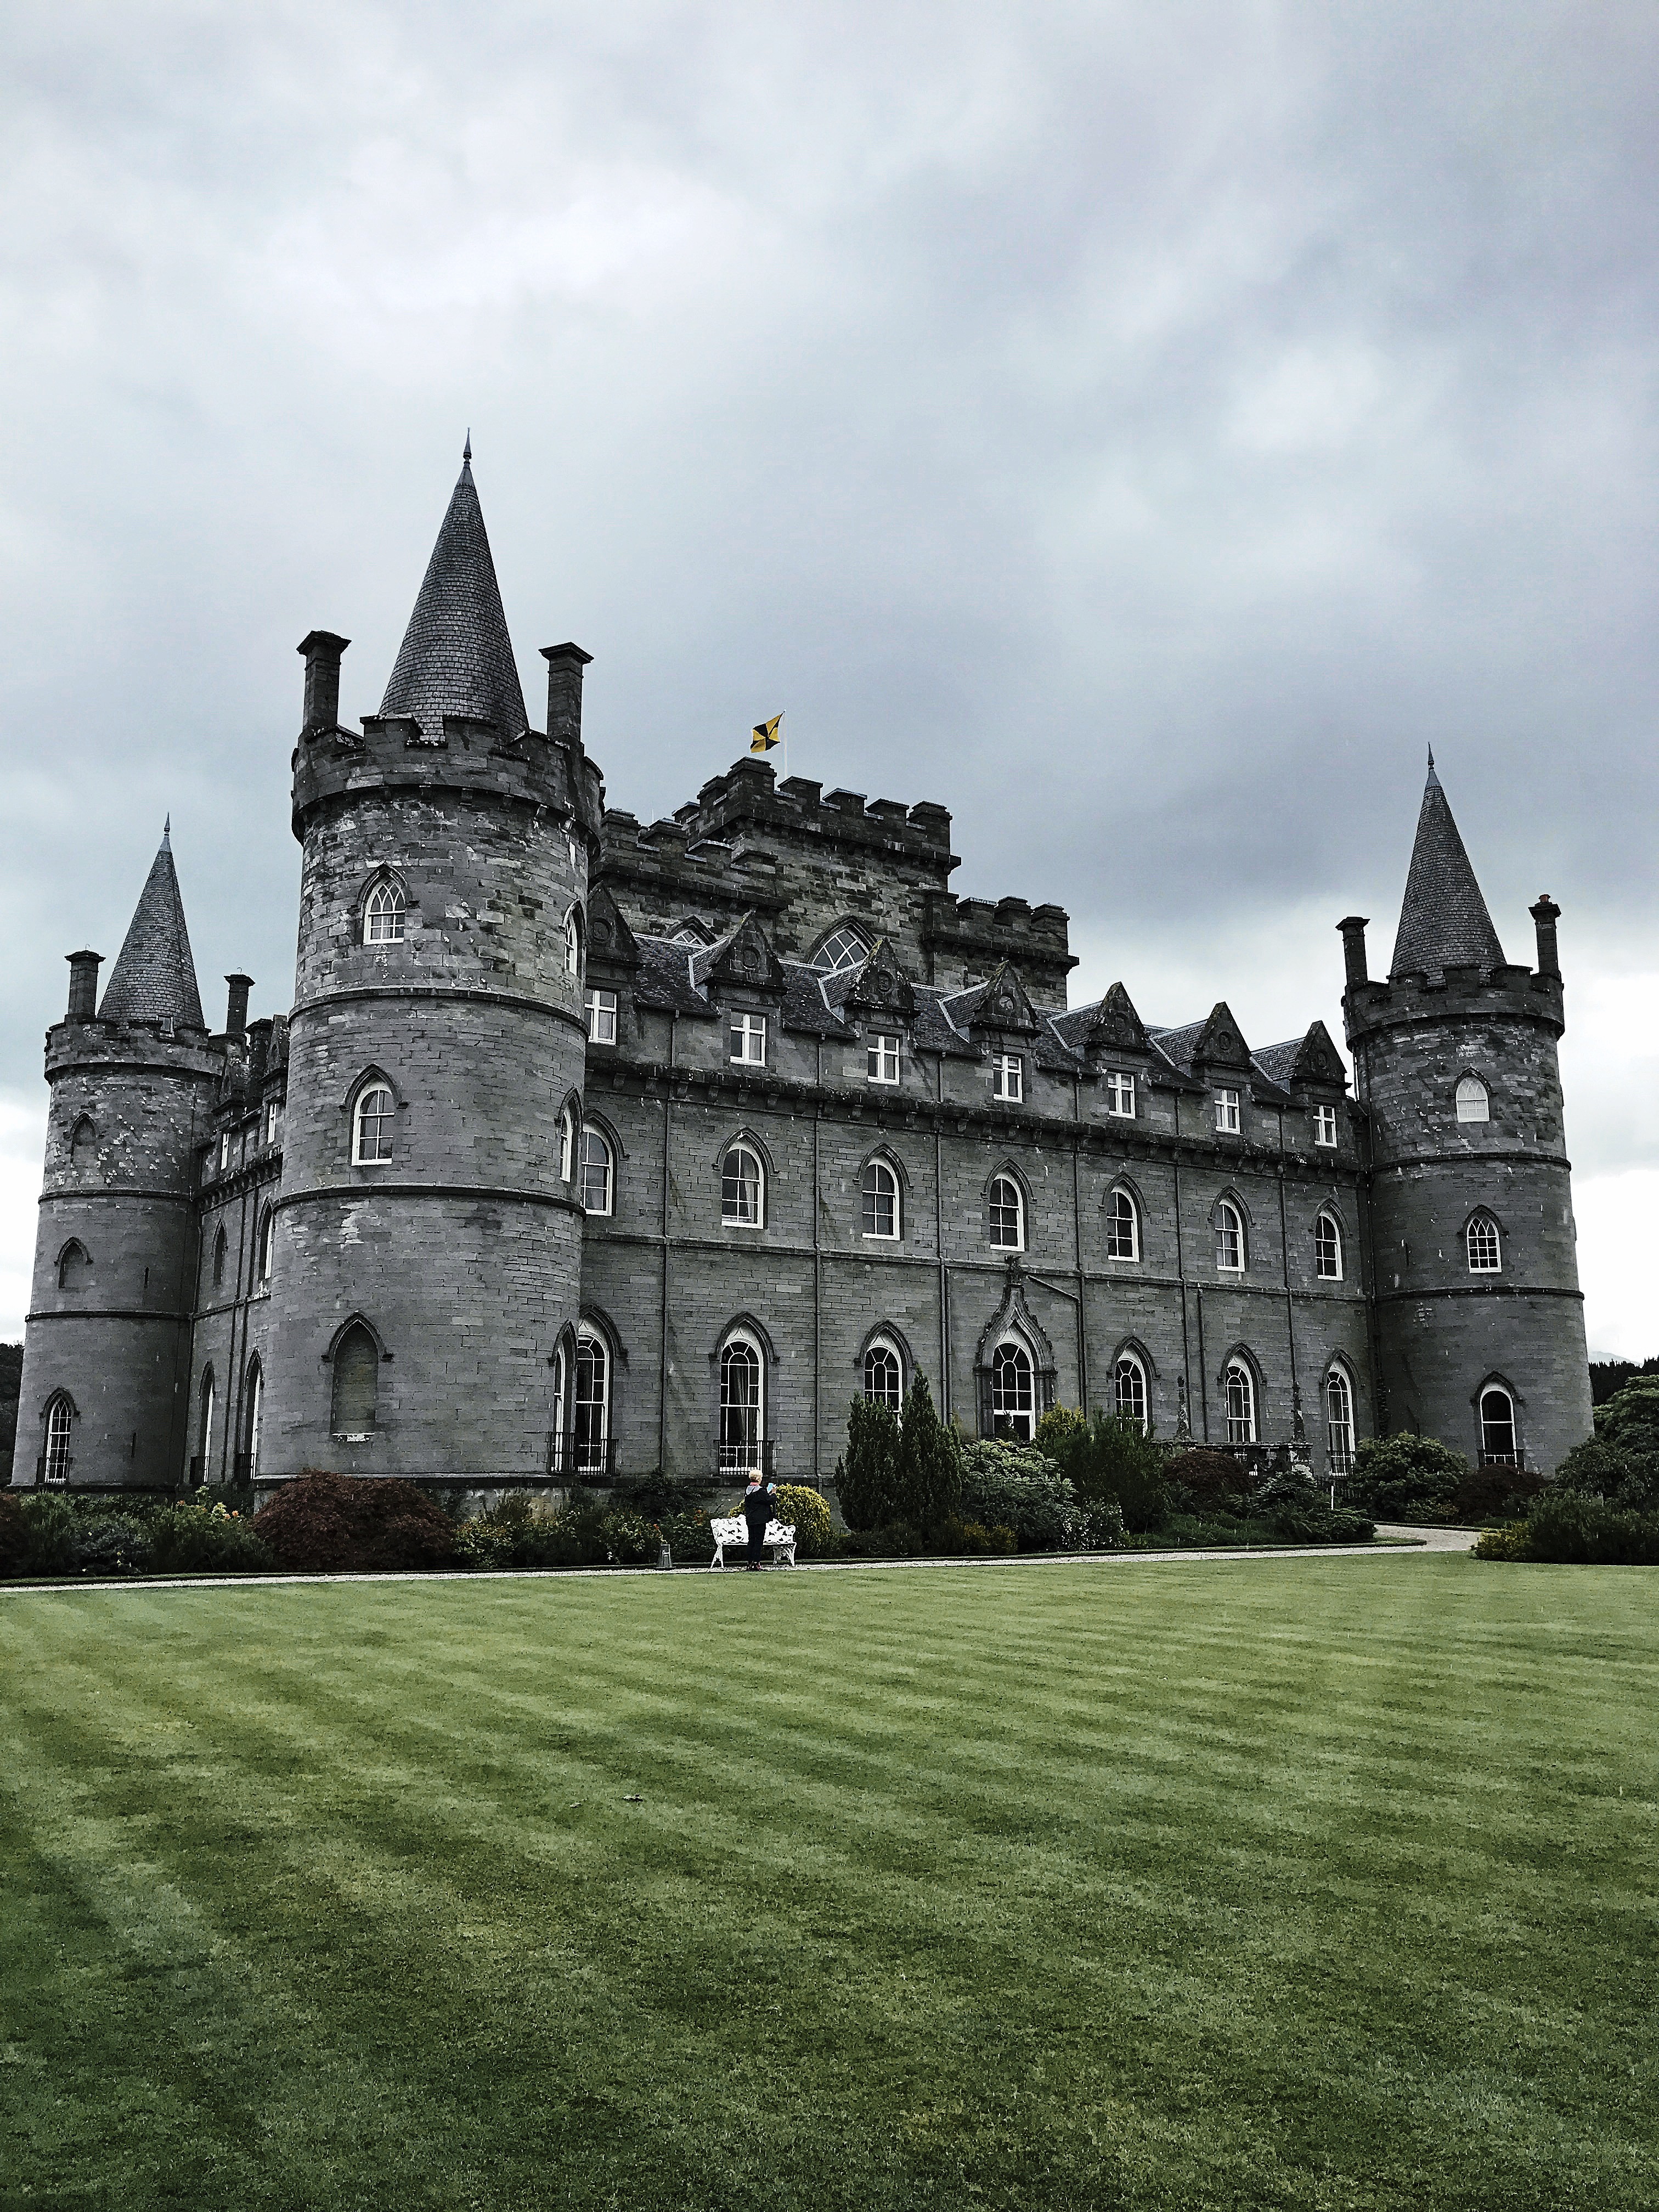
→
(751, 713, 783, 753)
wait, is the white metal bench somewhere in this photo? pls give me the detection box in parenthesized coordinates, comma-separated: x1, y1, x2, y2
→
(708, 1517, 797, 1568)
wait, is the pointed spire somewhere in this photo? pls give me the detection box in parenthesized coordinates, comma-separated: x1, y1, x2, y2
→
(377, 453, 527, 739)
(1389, 761, 1505, 980)
(98, 831, 206, 1028)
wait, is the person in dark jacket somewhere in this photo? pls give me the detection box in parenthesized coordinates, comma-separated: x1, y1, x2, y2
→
(740, 1474, 778, 1569)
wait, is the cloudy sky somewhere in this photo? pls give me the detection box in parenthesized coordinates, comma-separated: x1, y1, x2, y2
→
(2, 1, 1655, 1354)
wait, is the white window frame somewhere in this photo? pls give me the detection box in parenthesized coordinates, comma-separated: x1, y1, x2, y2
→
(245, 1359, 263, 1477)
(718, 1329, 765, 1474)
(1107, 1071, 1136, 1119)
(989, 1173, 1024, 1251)
(729, 1012, 767, 1066)
(580, 1126, 613, 1217)
(198, 1370, 215, 1472)
(1105, 1187, 1139, 1262)
(364, 879, 405, 945)
(862, 1338, 904, 1409)
(259, 1210, 275, 1284)
(43, 1396, 74, 1486)
(861, 1157, 900, 1240)
(574, 1328, 609, 1473)
(1314, 1210, 1343, 1281)
(811, 925, 870, 976)
(558, 1107, 575, 1184)
(263, 1098, 280, 1147)
(1215, 1200, 1244, 1273)
(1456, 1075, 1490, 1124)
(565, 907, 584, 978)
(1223, 1358, 1257, 1445)
(586, 988, 617, 1045)
(219, 1131, 231, 1172)
(721, 1143, 764, 1228)
(1313, 1104, 1338, 1148)
(1466, 1213, 1501, 1273)
(352, 1081, 396, 1166)
(993, 1053, 1024, 1103)
(867, 1034, 900, 1085)
(989, 1338, 1036, 1441)
(1479, 1385, 1518, 1466)
(1215, 1088, 1240, 1134)
(1325, 1364, 1355, 1472)
(550, 1342, 568, 1472)
(1113, 1352, 1148, 1432)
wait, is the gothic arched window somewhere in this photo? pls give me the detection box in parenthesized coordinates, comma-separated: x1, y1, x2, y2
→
(990, 1340, 1035, 1441)
(259, 1209, 276, 1283)
(1324, 1364, 1356, 1472)
(364, 879, 405, 945)
(810, 924, 870, 976)
(197, 1369, 215, 1475)
(1223, 1358, 1257, 1444)
(43, 1395, 74, 1486)
(721, 1143, 764, 1227)
(565, 906, 584, 978)
(1114, 1351, 1148, 1431)
(863, 1338, 903, 1409)
(1480, 1385, 1517, 1466)
(352, 1081, 395, 1165)
(57, 1240, 89, 1291)
(1456, 1074, 1489, 1124)
(1466, 1212, 1502, 1273)
(719, 1332, 765, 1474)
(330, 1323, 380, 1437)
(861, 1158, 900, 1240)
(574, 1328, 609, 1473)
(989, 1175, 1024, 1251)
(1314, 1210, 1343, 1280)
(212, 1226, 227, 1289)
(1105, 1188, 1139, 1262)
(1215, 1201, 1244, 1273)
(244, 1358, 264, 1477)
(580, 1127, 613, 1216)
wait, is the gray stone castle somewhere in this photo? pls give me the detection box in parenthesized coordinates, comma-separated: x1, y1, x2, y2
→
(12, 453, 1593, 1500)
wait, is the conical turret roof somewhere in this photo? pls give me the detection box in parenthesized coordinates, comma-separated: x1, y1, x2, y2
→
(98, 825, 206, 1028)
(1389, 760, 1505, 980)
(377, 447, 528, 737)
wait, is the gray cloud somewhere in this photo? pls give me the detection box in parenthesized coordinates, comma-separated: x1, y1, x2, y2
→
(2, 0, 1656, 1344)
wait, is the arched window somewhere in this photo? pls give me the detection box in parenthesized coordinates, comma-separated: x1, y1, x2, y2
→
(43, 1395, 74, 1486)
(565, 906, 584, 978)
(258, 1209, 275, 1284)
(580, 1126, 613, 1216)
(1314, 1210, 1342, 1281)
(1456, 1075, 1489, 1124)
(1324, 1364, 1355, 1471)
(574, 1329, 609, 1473)
(70, 1115, 96, 1167)
(863, 1338, 904, 1409)
(721, 1143, 763, 1227)
(990, 1340, 1035, 1441)
(330, 1323, 379, 1437)
(550, 1340, 568, 1472)
(1466, 1212, 1502, 1273)
(1480, 1386, 1518, 1466)
(364, 879, 405, 945)
(212, 1226, 227, 1289)
(810, 924, 870, 975)
(244, 1359, 263, 1477)
(1215, 1200, 1244, 1273)
(989, 1175, 1024, 1251)
(197, 1369, 215, 1474)
(558, 1105, 576, 1184)
(57, 1240, 89, 1290)
(1105, 1188, 1139, 1262)
(1114, 1351, 1148, 1431)
(861, 1158, 900, 1239)
(719, 1332, 765, 1474)
(352, 1081, 395, 1165)
(1223, 1358, 1256, 1444)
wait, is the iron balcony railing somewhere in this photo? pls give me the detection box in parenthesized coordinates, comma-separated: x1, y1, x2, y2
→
(715, 1438, 775, 1479)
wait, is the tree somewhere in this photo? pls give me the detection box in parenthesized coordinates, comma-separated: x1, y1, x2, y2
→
(836, 1397, 901, 1531)
(1037, 1404, 1167, 1532)
(894, 1374, 961, 1526)
(1348, 1433, 1466, 1522)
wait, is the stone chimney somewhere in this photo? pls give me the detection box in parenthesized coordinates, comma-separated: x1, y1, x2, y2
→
(66, 950, 103, 1023)
(298, 631, 350, 733)
(1529, 895, 1561, 979)
(541, 643, 592, 748)
(1338, 916, 1369, 991)
(224, 973, 253, 1037)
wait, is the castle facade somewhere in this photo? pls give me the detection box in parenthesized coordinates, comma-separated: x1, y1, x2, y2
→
(12, 456, 1594, 1499)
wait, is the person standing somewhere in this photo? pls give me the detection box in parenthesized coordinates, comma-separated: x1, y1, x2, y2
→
(740, 1471, 778, 1570)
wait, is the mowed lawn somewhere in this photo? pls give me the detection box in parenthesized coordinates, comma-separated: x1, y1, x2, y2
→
(2, 1561, 1655, 2211)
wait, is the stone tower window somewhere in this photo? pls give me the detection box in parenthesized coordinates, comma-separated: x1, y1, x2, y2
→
(244, 1358, 263, 1478)
(722, 1144, 764, 1227)
(364, 881, 405, 945)
(1114, 1351, 1148, 1432)
(70, 1115, 97, 1167)
(1105, 1188, 1139, 1262)
(861, 1158, 900, 1240)
(729, 1013, 766, 1066)
(259, 1210, 275, 1284)
(989, 1175, 1024, 1251)
(586, 989, 618, 1044)
(719, 1333, 765, 1474)
(57, 1240, 90, 1290)
(1325, 1364, 1356, 1471)
(330, 1323, 380, 1437)
(352, 1082, 396, 1165)
(863, 1338, 903, 1409)
(989, 1340, 1035, 1441)
(42, 1395, 74, 1486)
(574, 1329, 609, 1473)
(1215, 1200, 1245, 1273)
(1480, 1386, 1518, 1466)
(197, 1369, 215, 1476)
(565, 906, 584, 978)
(1456, 1075, 1490, 1124)
(580, 1126, 613, 1216)
(1223, 1358, 1257, 1444)
(1466, 1212, 1502, 1273)
(1314, 1210, 1343, 1280)
(212, 1227, 227, 1289)
(558, 1106, 577, 1183)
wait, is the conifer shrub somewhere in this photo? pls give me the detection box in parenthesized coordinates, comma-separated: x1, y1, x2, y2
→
(835, 1397, 902, 1531)
(1037, 1406, 1167, 1531)
(255, 1471, 458, 1572)
(893, 1376, 962, 1525)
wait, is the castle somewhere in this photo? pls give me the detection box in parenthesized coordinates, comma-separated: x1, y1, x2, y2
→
(11, 453, 1593, 1500)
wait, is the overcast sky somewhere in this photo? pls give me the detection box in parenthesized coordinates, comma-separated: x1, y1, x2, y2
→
(2, 1, 1655, 1354)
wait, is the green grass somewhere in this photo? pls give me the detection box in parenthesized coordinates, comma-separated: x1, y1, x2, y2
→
(2, 1560, 1654, 2211)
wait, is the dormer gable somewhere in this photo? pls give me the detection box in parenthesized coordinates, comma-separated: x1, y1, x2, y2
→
(695, 912, 785, 999)
(1193, 1001, 1251, 1073)
(843, 938, 916, 1020)
(965, 959, 1039, 1037)
(1084, 980, 1150, 1059)
(1290, 1019, 1346, 1091)
(585, 882, 640, 974)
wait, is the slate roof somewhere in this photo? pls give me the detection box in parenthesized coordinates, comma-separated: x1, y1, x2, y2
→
(1389, 762, 1505, 980)
(1250, 1040, 1301, 1088)
(98, 829, 206, 1029)
(377, 452, 529, 738)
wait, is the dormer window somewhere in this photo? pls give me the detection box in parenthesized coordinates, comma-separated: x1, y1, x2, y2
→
(1214, 1088, 1240, 1134)
(730, 1013, 766, 1066)
(867, 1034, 899, 1085)
(1313, 1105, 1337, 1147)
(1107, 1071, 1136, 1118)
(586, 989, 617, 1045)
(993, 1053, 1024, 1103)
(364, 880, 405, 944)
(811, 925, 869, 975)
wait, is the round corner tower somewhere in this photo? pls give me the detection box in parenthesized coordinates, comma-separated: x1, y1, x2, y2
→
(1339, 761, 1592, 1477)
(13, 835, 222, 1491)
(261, 450, 604, 1487)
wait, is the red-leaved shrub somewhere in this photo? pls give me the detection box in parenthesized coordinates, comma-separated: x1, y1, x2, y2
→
(254, 1471, 457, 1572)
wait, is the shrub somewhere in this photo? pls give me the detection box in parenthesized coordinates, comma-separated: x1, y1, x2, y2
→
(600, 1508, 659, 1565)
(836, 1397, 901, 1531)
(71, 1515, 153, 1576)
(1475, 1521, 1531, 1561)
(0, 1492, 27, 1575)
(893, 1375, 962, 1525)
(1518, 1489, 1659, 1566)
(1555, 1437, 1656, 1513)
(1165, 1447, 1254, 1514)
(1594, 1374, 1659, 1460)
(1039, 1406, 1167, 1532)
(1347, 1434, 1468, 1522)
(18, 1494, 81, 1577)
(255, 1472, 459, 1572)
(774, 1484, 834, 1558)
(145, 1493, 272, 1575)
(1456, 1462, 1547, 1523)
(1077, 1496, 1130, 1550)
(959, 1442, 1080, 1552)
(658, 1509, 715, 1565)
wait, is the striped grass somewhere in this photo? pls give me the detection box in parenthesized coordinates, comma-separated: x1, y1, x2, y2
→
(2, 1558, 1655, 2210)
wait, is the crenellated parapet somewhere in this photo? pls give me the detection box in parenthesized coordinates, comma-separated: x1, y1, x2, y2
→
(1344, 962, 1565, 1049)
